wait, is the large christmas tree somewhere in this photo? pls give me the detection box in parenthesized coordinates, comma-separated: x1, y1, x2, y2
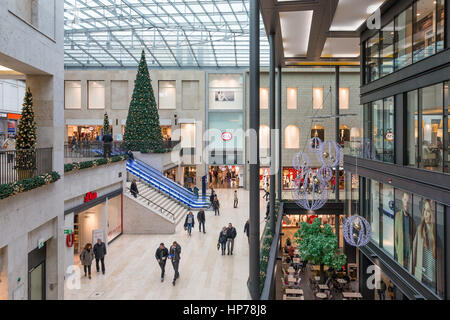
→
(124, 50, 163, 152)
(16, 88, 37, 176)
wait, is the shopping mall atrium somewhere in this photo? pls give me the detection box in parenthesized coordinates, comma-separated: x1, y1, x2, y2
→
(0, 0, 449, 303)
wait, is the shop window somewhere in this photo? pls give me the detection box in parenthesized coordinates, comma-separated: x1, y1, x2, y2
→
(208, 74, 243, 110)
(260, 125, 270, 149)
(107, 195, 122, 242)
(65, 81, 82, 109)
(445, 82, 449, 173)
(88, 81, 105, 109)
(413, 0, 436, 63)
(372, 100, 384, 161)
(381, 184, 395, 256)
(159, 80, 176, 109)
(260, 88, 269, 109)
(381, 21, 394, 77)
(339, 125, 350, 146)
(313, 87, 323, 109)
(436, 0, 445, 52)
(180, 123, 195, 148)
(339, 88, 349, 110)
(285, 125, 300, 149)
(395, 6, 413, 70)
(286, 88, 297, 110)
(111, 80, 129, 110)
(384, 97, 395, 163)
(365, 34, 380, 83)
(370, 180, 380, 245)
(310, 125, 324, 143)
(394, 189, 414, 269)
(420, 84, 444, 172)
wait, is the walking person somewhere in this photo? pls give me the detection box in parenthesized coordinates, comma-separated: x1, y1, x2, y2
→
(130, 179, 139, 198)
(213, 195, 220, 216)
(155, 243, 169, 282)
(226, 223, 237, 255)
(93, 238, 107, 275)
(169, 241, 181, 286)
(209, 189, 215, 209)
(184, 211, 195, 236)
(218, 227, 228, 255)
(233, 190, 239, 208)
(263, 185, 270, 201)
(193, 185, 199, 198)
(197, 209, 206, 233)
(80, 243, 94, 279)
(244, 219, 250, 243)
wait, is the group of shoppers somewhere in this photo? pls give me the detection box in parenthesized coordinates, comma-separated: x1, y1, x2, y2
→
(217, 223, 237, 255)
(79, 239, 107, 279)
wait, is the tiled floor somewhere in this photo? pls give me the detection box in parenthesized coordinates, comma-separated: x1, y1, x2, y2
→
(65, 189, 267, 300)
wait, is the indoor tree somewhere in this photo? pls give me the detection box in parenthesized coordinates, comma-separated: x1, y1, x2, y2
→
(103, 112, 110, 135)
(16, 88, 37, 179)
(124, 50, 163, 152)
(294, 218, 346, 284)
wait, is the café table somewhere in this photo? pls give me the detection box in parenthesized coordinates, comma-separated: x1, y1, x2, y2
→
(342, 292, 363, 300)
(283, 295, 304, 300)
(318, 284, 329, 291)
(285, 288, 303, 296)
(316, 292, 327, 300)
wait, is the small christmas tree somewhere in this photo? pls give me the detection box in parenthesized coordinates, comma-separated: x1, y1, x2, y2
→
(16, 88, 37, 178)
(124, 50, 163, 152)
(103, 112, 110, 135)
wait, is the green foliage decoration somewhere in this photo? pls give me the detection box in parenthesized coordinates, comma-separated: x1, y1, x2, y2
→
(16, 88, 37, 171)
(64, 155, 128, 173)
(0, 171, 60, 200)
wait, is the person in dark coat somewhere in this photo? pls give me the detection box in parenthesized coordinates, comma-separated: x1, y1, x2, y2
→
(80, 243, 94, 279)
(169, 241, 181, 286)
(209, 189, 215, 208)
(197, 209, 206, 233)
(130, 179, 138, 198)
(184, 212, 195, 236)
(193, 186, 199, 198)
(93, 238, 107, 274)
(218, 227, 228, 255)
(213, 195, 220, 216)
(155, 243, 169, 282)
(127, 149, 134, 161)
(244, 219, 249, 243)
(226, 223, 237, 255)
(102, 132, 113, 157)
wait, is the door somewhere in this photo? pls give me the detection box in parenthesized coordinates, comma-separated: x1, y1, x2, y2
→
(29, 263, 45, 300)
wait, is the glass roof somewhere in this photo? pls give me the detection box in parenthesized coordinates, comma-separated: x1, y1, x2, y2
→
(64, 0, 269, 68)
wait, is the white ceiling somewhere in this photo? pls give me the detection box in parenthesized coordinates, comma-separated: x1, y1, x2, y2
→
(321, 38, 360, 58)
(330, 0, 386, 31)
(279, 10, 314, 57)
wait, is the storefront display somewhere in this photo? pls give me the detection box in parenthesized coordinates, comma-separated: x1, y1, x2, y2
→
(260, 167, 270, 189)
(183, 166, 196, 188)
(282, 167, 298, 189)
(164, 167, 177, 182)
(67, 125, 104, 143)
(107, 195, 122, 242)
(209, 165, 241, 189)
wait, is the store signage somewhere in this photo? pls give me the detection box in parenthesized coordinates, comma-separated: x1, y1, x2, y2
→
(7, 113, 21, 120)
(84, 192, 98, 203)
(7, 121, 16, 134)
(385, 130, 394, 141)
(221, 132, 232, 141)
(0, 112, 7, 118)
(66, 234, 74, 248)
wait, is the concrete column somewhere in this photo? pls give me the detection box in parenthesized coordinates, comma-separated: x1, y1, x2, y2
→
(7, 237, 27, 300)
(277, 67, 282, 201)
(269, 33, 276, 233)
(249, 0, 261, 300)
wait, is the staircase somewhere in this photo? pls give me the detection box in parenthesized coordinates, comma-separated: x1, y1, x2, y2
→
(125, 181, 189, 225)
(126, 159, 209, 209)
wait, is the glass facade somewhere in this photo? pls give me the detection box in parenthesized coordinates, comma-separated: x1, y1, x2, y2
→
(406, 82, 448, 173)
(364, 0, 446, 84)
(359, 177, 446, 298)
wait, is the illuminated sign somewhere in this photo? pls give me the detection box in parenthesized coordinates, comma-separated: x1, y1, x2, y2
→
(84, 192, 98, 203)
(221, 132, 232, 141)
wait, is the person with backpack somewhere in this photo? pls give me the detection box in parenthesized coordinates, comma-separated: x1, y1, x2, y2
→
(184, 212, 195, 236)
(218, 227, 228, 256)
(197, 209, 206, 233)
(226, 223, 237, 255)
(169, 241, 181, 286)
(155, 243, 169, 282)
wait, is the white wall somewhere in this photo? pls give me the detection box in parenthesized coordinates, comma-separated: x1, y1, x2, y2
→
(0, 80, 26, 113)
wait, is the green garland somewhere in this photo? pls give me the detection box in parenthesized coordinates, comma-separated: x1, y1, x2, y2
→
(64, 155, 128, 173)
(259, 221, 274, 293)
(0, 171, 60, 200)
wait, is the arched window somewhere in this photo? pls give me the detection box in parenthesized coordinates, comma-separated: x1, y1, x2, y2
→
(339, 125, 350, 146)
(285, 125, 300, 149)
(311, 125, 325, 141)
(260, 125, 270, 149)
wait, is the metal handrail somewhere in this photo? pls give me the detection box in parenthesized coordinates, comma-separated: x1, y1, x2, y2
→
(127, 187, 176, 221)
(260, 202, 284, 300)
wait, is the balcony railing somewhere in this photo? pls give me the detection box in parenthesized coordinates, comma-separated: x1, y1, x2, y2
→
(0, 148, 53, 184)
